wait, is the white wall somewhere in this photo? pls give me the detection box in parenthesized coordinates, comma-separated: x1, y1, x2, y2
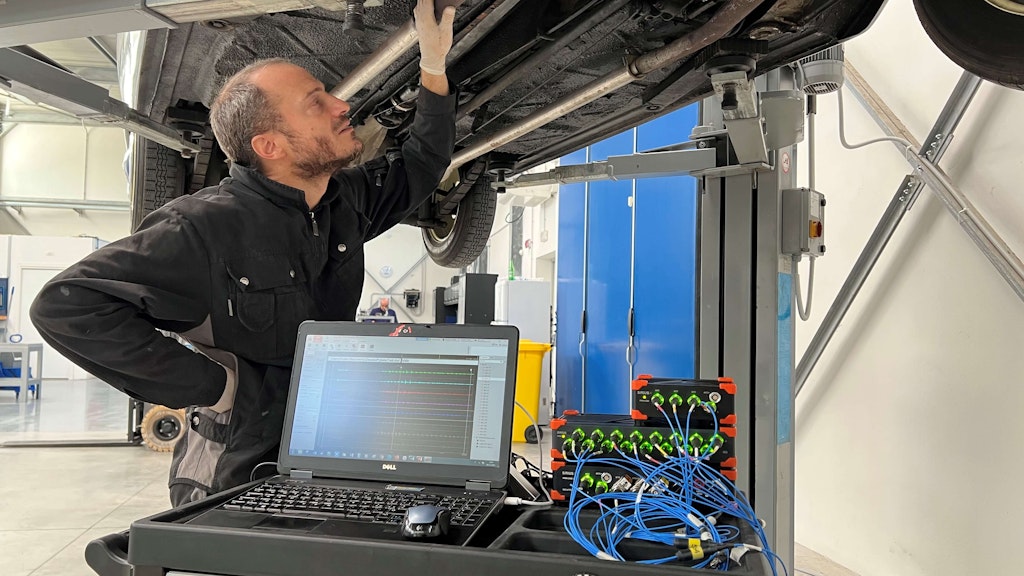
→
(794, 3, 1024, 575)
(486, 160, 560, 284)
(3, 235, 97, 380)
(360, 224, 455, 323)
(0, 125, 132, 241)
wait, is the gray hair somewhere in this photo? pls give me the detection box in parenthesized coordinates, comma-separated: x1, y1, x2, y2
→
(210, 58, 293, 170)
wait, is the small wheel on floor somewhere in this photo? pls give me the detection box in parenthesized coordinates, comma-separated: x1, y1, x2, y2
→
(141, 405, 186, 452)
(524, 425, 542, 444)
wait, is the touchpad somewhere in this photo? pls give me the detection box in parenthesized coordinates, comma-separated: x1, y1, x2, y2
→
(253, 515, 325, 532)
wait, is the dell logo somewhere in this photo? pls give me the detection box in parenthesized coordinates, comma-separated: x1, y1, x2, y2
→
(382, 463, 397, 471)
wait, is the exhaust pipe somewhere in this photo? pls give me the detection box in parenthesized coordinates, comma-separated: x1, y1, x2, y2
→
(331, 20, 419, 102)
(332, 0, 512, 102)
(447, 0, 767, 176)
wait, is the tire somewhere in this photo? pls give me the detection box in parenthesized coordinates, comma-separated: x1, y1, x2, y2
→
(131, 138, 187, 232)
(524, 425, 542, 444)
(914, 0, 1024, 89)
(140, 405, 186, 452)
(422, 178, 497, 268)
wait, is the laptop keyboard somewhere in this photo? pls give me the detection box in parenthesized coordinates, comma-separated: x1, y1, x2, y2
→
(223, 482, 494, 526)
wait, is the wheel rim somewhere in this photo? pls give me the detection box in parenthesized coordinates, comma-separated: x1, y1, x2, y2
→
(985, 0, 1024, 15)
(427, 214, 456, 243)
(155, 416, 181, 440)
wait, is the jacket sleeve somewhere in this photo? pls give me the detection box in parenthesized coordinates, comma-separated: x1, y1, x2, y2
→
(29, 206, 228, 409)
(335, 86, 457, 239)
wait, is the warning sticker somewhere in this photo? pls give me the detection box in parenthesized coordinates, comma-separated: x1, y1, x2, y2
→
(781, 152, 791, 174)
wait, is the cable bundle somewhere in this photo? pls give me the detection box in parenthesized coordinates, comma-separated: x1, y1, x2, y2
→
(560, 401, 787, 575)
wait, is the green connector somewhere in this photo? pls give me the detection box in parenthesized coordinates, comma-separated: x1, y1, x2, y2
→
(600, 440, 616, 454)
(659, 442, 674, 455)
(639, 441, 654, 456)
(688, 433, 705, 448)
(629, 430, 644, 444)
(668, 393, 684, 407)
(590, 429, 605, 443)
(706, 434, 724, 454)
(650, 392, 665, 407)
(581, 439, 596, 452)
(609, 429, 624, 444)
(571, 428, 586, 442)
(619, 440, 636, 453)
(648, 431, 664, 445)
(670, 432, 685, 447)
(561, 438, 574, 453)
(595, 480, 609, 494)
(579, 473, 595, 490)
(686, 393, 701, 407)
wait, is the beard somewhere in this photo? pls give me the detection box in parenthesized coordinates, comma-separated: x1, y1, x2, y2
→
(290, 125, 363, 180)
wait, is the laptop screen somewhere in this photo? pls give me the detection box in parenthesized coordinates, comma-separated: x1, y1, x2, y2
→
(278, 322, 519, 487)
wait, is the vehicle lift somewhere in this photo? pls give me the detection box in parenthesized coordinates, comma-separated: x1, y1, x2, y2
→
(504, 64, 809, 569)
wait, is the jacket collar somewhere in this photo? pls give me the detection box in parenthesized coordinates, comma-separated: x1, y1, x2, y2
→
(228, 163, 339, 211)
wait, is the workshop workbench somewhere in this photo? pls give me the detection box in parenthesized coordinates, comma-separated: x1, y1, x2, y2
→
(0, 343, 43, 401)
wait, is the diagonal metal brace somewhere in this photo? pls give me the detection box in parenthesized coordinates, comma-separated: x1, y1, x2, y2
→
(0, 48, 198, 156)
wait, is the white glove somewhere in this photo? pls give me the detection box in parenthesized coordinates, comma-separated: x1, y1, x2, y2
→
(414, 0, 456, 76)
(209, 365, 237, 413)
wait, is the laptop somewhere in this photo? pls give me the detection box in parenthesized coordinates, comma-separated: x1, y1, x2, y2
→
(185, 321, 520, 546)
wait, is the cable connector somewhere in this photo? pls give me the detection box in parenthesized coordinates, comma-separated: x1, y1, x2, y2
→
(672, 537, 732, 561)
(503, 496, 552, 507)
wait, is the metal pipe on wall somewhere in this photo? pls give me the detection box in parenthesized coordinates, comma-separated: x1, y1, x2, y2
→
(794, 70, 984, 395)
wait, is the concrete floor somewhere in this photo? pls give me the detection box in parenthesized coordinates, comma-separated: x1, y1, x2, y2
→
(0, 381, 860, 576)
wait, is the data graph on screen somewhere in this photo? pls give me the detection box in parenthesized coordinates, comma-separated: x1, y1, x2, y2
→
(314, 354, 479, 459)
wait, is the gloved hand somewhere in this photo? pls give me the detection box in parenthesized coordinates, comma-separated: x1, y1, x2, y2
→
(414, 0, 456, 76)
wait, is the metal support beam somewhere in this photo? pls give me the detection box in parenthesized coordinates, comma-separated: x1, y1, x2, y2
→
(0, 0, 175, 48)
(496, 148, 718, 189)
(697, 66, 799, 572)
(0, 109, 112, 127)
(843, 62, 1024, 305)
(148, 0, 360, 23)
(87, 37, 118, 66)
(0, 48, 198, 155)
(0, 197, 130, 212)
(795, 70, 981, 396)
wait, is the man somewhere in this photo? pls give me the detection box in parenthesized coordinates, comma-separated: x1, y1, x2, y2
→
(30, 0, 457, 506)
(369, 296, 398, 320)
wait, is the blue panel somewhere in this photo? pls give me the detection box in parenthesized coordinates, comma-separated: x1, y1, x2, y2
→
(632, 105, 699, 379)
(637, 106, 700, 152)
(777, 273, 793, 445)
(589, 129, 635, 162)
(583, 174, 634, 414)
(554, 148, 588, 414)
(632, 176, 697, 378)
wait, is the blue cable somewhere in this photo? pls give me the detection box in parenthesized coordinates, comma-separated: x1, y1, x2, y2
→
(561, 404, 785, 576)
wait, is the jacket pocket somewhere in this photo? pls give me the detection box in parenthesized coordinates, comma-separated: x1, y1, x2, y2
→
(225, 256, 308, 358)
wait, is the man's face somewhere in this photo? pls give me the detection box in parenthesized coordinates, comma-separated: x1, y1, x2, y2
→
(254, 63, 363, 179)
(380, 298, 390, 310)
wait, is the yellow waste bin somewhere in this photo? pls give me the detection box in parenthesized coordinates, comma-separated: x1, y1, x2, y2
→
(513, 339, 552, 443)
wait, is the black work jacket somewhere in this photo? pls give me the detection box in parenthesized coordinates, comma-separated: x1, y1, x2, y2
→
(30, 87, 456, 501)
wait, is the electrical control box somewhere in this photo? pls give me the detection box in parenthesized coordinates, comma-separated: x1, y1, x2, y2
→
(630, 376, 736, 426)
(550, 414, 736, 468)
(782, 188, 826, 257)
